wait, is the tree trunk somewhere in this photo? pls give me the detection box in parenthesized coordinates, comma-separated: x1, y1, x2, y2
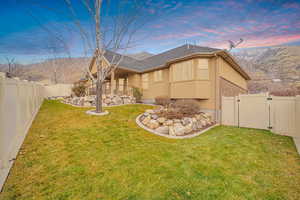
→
(96, 78, 103, 113)
(95, 0, 103, 113)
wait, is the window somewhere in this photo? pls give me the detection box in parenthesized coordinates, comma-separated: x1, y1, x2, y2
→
(154, 70, 163, 82)
(196, 59, 209, 80)
(172, 60, 194, 81)
(142, 73, 149, 89)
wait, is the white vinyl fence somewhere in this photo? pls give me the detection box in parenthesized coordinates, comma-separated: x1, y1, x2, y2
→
(0, 73, 45, 189)
(222, 93, 300, 138)
(44, 83, 73, 97)
(0, 73, 73, 190)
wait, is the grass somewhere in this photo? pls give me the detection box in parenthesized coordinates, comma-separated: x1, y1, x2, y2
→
(1, 100, 300, 200)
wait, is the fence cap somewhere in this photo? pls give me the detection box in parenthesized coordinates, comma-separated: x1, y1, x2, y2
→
(240, 92, 269, 97)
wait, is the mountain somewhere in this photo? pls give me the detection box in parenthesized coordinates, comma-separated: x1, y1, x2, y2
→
(0, 57, 90, 84)
(233, 46, 300, 94)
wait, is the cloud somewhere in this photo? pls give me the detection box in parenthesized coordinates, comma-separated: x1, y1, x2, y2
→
(205, 34, 300, 49)
(202, 28, 224, 35)
(154, 31, 207, 40)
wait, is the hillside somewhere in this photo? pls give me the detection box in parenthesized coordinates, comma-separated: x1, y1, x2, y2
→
(233, 46, 300, 94)
(0, 58, 90, 84)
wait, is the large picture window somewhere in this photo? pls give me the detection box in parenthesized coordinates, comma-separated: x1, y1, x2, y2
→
(142, 73, 149, 89)
(154, 70, 163, 82)
(172, 60, 194, 81)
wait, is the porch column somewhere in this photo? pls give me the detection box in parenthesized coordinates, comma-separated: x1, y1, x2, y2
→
(110, 71, 116, 95)
(123, 77, 128, 95)
(116, 77, 119, 95)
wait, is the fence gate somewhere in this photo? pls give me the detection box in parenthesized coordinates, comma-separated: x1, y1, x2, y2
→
(271, 97, 296, 137)
(221, 94, 299, 137)
(238, 93, 270, 130)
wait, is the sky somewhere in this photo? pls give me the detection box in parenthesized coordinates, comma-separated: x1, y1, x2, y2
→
(0, 0, 300, 64)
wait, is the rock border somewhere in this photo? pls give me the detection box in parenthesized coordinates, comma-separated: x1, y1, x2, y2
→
(136, 114, 219, 139)
(61, 101, 137, 108)
(60, 100, 157, 108)
(86, 110, 109, 116)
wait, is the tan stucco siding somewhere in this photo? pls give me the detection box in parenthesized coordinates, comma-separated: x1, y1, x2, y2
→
(196, 58, 218, 110)
(128, 74, 141, 88)
(141, 68, 170, 100)
(218, 57, 247, 90)
(170, 80, 211, 99)
(169, 58, 213, 99)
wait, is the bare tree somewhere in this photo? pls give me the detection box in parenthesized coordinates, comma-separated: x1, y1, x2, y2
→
(27, 0, 148, 112)
(64, 0, 146, 113)
(5, 57, 20, 78)
(47, 46, 63, 84)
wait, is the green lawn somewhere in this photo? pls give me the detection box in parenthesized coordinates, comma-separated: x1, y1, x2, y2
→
(1, 100, 300, 200)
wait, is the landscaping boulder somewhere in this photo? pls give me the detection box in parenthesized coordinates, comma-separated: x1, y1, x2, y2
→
(78, 98, 84, 106)
(157, 117, 166, 124)
(142, 116, 151, 125)
(181, 117, 192, 126)
(151, 114, 159, 120)
(112, 96, 123, 105)
(169, 123, 185, 136)
(184, 124, 193, 134)
(200, 120, 207, 127)
(155, 126, 169, 135)
(104, 98, 111, 104)
(163, 120, 173, 126)
(123, 98, 131, 104)
(147, 120, 160, 129)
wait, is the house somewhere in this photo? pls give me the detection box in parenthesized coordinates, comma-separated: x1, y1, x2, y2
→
(88, 44, 251, 121)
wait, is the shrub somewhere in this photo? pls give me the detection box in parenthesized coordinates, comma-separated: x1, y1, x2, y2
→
(155, 96, 171, 106)
(72, 84, 86, 97)
(171, 99, 200, 115)
(159, 110, 183, 119)
(157, 99, 200, 119)
(132, 87, 142, 103)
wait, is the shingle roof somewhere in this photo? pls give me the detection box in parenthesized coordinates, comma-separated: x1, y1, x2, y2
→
(139, 44, 220, 71)
(104, 44, 221, 72)
(103, 50, 143, 71)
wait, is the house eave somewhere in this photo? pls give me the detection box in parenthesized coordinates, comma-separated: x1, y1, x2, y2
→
(216, 50, 251, 80)
(140, 53, 215, 73)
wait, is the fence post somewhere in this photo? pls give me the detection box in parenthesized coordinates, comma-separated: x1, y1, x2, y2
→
(236, 95, 240, 127)
(296, 96, 300, 138)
